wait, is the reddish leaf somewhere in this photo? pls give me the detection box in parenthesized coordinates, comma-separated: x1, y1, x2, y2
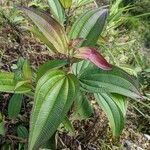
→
(74, 47, 112, 70)
(19, 7, 69, 54)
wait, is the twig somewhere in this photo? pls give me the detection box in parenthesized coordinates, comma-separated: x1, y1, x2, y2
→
(7, 135, 27, 143)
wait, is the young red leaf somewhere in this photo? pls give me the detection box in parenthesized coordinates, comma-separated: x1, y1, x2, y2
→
(74, 47, 112, 70)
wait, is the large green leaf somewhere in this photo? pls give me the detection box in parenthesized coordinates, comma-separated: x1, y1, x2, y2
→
(20, 7, 68, 54)
(95, 93, 125, 137)
(0, 72, 31, 93)
(112, 94, 127, 116)
(36, 59, 68, 81)
(8, 94, 23, 119)
(79, 65, 142, 99)
(69, 7, 108, 46)
(48, 0, 65, 24)
(29, 26, 57, 54)
(41, 134, 57, 150)
(72, 60, 91, 77)
(28, 70, 78, 150)
(73, 92, 93, 120)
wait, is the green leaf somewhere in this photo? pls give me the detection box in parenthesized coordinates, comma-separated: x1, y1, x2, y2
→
(109, 0, 122, 18)
(22, 60, 32, 82)
(95, 93, 125, 137)
(79, 65, 142, 99)
(0, 72, 31, 93)
(62, 116, 75, 134)
(19, 7, 68, 54)
(76, 0, 94, 6)
(111, 94, 128, 116)
(36, 59, 68, 81)
(29, 26, 57, 54)
(8, 94, 23, 119)
(73, 92, 93, 120)
(28, 70, 79, 150)
(59, 0, 72, 8)
(48, 0, 65, 24)
(41, 134, 56, 150)
(72, 60, 91, 77)
(12, 58, 32, 85)
(17, 125, 29, 139)
(15, 80, 31, 91)
(0, 113, 5, 136)
(12, 57, 25, 82)
(69, 7, 108, 46)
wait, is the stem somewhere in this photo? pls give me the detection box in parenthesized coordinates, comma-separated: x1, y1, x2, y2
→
(64, 7, 71, 31)
(130, 47, 141, 67)
(135, 99, 150, 109)
(135, 12, 150, 18)
(131, 103, 150, 120)
(142, 95, 150, 102)
(7, 135, 27, 143)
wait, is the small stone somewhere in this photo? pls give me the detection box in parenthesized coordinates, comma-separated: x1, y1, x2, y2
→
(144, 134, 150, 140)
(137, 147, 144, 150)
(123, 140, 132, 150)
